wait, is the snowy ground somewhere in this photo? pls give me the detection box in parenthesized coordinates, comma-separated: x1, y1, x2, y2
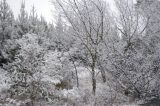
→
(0, 66, 139, 106)
(76, 67, 139, 106)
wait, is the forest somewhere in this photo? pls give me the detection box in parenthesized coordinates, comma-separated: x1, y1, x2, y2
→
(0, 0, 160, 106)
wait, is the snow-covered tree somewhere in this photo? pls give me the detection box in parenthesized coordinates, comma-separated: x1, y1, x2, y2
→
(29, 5, 38, 33)
(103, 0, 160, 102)
(54, 0, 111, 95)
(7, 34, 46, 104)
(0, 0, 14, 43)
(17, 0, 29, 37)
(0, 0, 15, 66)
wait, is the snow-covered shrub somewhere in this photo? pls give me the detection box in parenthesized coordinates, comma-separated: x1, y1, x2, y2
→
(5, 34, 46, 104)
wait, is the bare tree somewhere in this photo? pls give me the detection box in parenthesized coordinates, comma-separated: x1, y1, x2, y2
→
(115, 0, 149, 52)
(109, 0, 153, 99)
(53, 0, 110, 95)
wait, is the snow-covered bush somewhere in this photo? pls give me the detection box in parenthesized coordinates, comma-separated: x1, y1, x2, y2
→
(5, 34, 46, 104)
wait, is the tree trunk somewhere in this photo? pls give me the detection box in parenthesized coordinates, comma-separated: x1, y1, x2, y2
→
(100, 69, 106, 83)
(92, 66, 96, 95)
(97, 60, 106, 83)
(72, 61, 79, 88)
(69, 52, 79, 88)
(75, 68, 79, 88)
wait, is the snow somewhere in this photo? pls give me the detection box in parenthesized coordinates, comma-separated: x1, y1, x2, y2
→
(0, 69, 10, 92)
(62, 88, 81, 99)
(41, 74, 61, 84)
(122, 104, 138, 106)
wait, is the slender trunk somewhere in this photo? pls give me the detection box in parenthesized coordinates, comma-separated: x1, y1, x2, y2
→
(68, 51, 79, 88)
(91, 58, 96, 95)
(100, 69, 106, 83)
(90, 49, 97, 95)
(97, 58, 106, 83)
(100, 13, 106, 83)
(73, 63, 79, 88)
(92, 68, 96, 95)
(75, 69, 79, 88)
(72, 61, 79, 87)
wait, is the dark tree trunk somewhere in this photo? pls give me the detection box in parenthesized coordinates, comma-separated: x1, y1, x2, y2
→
(97, 60, 106, 83)
(91, 65, 96, 95)
(72, 61, 79, 88)
(100, 69, 106, 83)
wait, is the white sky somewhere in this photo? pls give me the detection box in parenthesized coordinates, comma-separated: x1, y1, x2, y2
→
(7, 0, 54, 23)
(7, 0, 116, 23)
